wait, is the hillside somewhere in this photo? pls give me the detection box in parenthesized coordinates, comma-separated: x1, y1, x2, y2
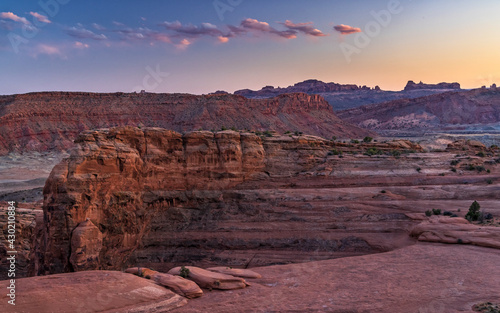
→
(338, 87, 500, 135)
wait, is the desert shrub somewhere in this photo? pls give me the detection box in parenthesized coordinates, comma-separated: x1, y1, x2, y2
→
(466, 164, 476, 171)
(351, 139, 360, 144)
(476, 166, 486, 172)
(496, 158, 500, 164)
(180, 266, 190, 278)
(451, 168, 457, 172)
(487, 169, 491, 173)
(439, 173, 445, 176)
(391, 150, 401, 158)
(380, 190, 386, 194)
(364, 148, 383, 156)
(450, 160, 460, 166)
(221, 126, 227, 131)
(363, 136, 373, 143)
(432, 209, 441, 215)
(255, 131, 262, 136)
(425, 210, 432, 217)
(476, 151, 486, 157)
(457, 238, 463, 244)
(285, 130, 291, 134)
(294, 131, 303, 136)
(483, 212, 494, 220)
(487, 179, 493, 184)
(329, 149, 342, 156)
(443, 211, 453, 216)
(416, 167, 422, 172)
(331, 136, 337, 141)
(465, 201, 481, 221)
(230, 126, 237, 131)
(263, 130, 273, 137)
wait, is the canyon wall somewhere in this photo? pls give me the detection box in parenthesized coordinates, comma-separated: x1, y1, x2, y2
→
(0, 92, 372, 155)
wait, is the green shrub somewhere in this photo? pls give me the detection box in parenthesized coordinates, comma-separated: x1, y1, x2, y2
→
(363, 136, 373, 143)
(416, 167, 422, 172)
(487, 179, 493, 184)
(364, 148, 383, 156)
(391, 150, 401, 157)
(465, 201, 481, 221)
(180, 266, 190, 278)
(443, 211, 453, 216)
(351, 139, 360, 144)
(476, 151, 486, 157)
(432, 209, 441, 215)
(425, 210, 432, 217)
(451, 168, 457, 172)
(263, 130, 273, 137)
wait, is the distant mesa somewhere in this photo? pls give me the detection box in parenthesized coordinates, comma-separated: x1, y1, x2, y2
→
(404, 80, 461, 91)
(234, 79, 379, 98)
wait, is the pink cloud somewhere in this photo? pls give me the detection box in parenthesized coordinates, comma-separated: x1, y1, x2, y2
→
(0, 12, 30, 25)
(218, 36, 229, 43)
(74, 41, 89, 49)
(29, 12, 51, 24)
(333, 24, 361, 35)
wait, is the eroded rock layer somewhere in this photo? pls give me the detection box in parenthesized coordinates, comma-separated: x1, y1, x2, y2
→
(0, 92, 372, 155)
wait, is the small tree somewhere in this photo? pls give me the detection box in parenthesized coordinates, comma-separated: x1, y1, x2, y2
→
(465, 201, 481, 221)
(363, 136, 373, 143)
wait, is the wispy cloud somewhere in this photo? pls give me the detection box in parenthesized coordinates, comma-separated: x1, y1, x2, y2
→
(0, 12, 30, 25)
(114, 26, 171, 43)
(160, 21, 224, 37)
(91, 23, 106, 31)
(29, 12, 51, 24)
(34, 44, 63, 57)
(333, 24, 361, 35)
(176, 38, 191, 50)
(281, 20, 326, 37)
(240, 18, 297, 39)
(66, 26, 107, 40)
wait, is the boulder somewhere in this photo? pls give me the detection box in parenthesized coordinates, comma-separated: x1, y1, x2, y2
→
(125, 267, 203, 299)
(206, 267, 262, 279)
(168, 266, 249, 290)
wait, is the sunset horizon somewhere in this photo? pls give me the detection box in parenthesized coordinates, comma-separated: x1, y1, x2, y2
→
(1, 0, 499, 95)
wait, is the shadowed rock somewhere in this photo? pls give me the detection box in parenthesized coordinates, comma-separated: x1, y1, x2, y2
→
(206, 267, 262, 279)
(168, 266, 249, 290)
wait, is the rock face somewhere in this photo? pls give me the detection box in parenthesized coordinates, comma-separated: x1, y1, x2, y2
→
(338, 88, 500, 135)
(69, 219, 103, 271)
(404, 80, 461, 91)
(168, 266, 249, 290)
(0, 92, 372, 155)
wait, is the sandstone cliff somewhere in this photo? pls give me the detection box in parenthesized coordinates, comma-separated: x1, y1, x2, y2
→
(0, 92, 372, 155)
(34, 127, 431, 275)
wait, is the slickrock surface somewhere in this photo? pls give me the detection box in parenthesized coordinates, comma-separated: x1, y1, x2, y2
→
(410, 216, 500, 249)
(0, 91, 372, 155)
(338, 88, 500, 135)
(0, 271, 187, 312)
(171, 243, 500, 313)
(33, 127, 500, 277)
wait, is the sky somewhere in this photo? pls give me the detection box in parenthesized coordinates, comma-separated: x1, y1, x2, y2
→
(0, 0, 499, 95)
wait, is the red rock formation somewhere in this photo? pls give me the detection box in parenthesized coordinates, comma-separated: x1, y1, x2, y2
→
(34, 127, 338, 275)
(0, 92, 373, 155)
(234, 79, 368, 98)
(69, 219, 103, 271)
(404, 80, 461, 91)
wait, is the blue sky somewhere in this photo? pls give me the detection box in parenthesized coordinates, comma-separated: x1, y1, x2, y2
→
(1, 0, 499, 94)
